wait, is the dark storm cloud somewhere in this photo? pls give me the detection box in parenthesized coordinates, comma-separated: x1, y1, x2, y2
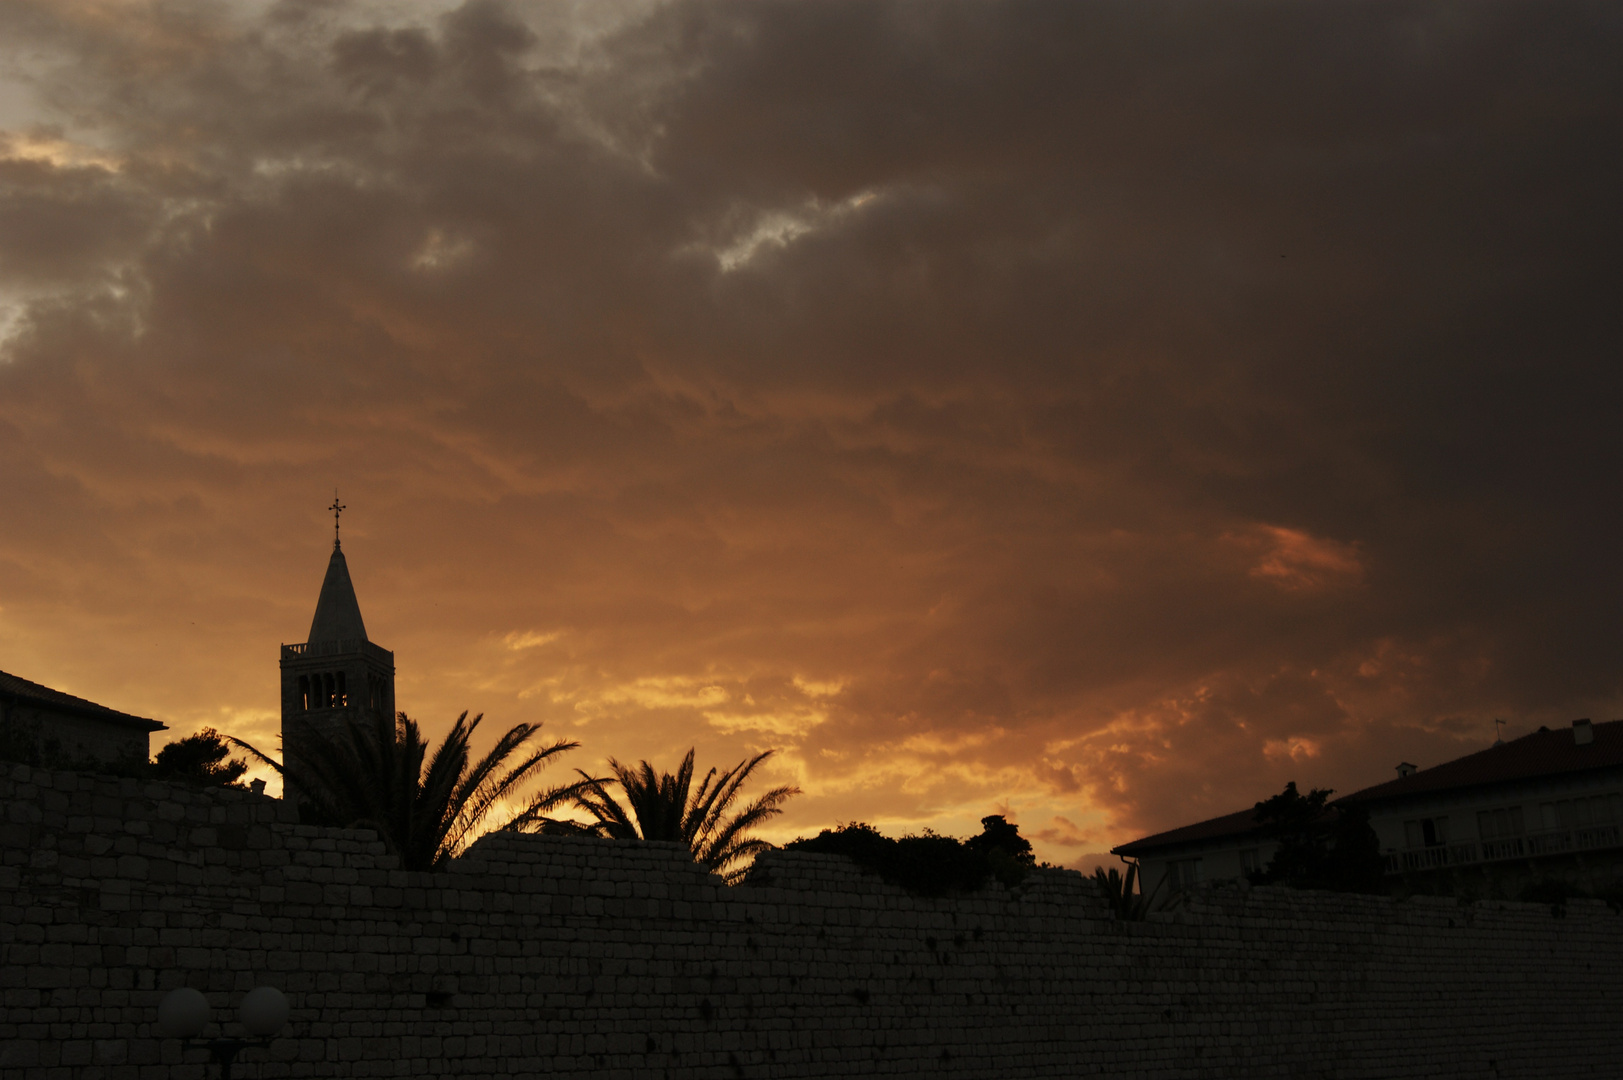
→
(0, 0, 1619, 851)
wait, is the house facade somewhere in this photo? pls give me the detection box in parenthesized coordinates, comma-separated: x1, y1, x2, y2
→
(1113, 718, 1623, 896)
(1350, 718, 1623, 888)
(0, 668, 166, 768)
(1110, 805, 1280, 897)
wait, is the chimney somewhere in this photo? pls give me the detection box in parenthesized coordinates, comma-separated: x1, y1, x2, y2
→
(1574, 719, 1594, 746)
(1396, 762, 1417, 778)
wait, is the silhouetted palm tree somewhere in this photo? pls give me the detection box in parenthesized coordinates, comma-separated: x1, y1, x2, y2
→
(229, 711, 590, 871)
(565, 748, 799, 883)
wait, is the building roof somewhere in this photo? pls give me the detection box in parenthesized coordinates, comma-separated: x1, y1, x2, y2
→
(0, 669, 166, 732)
(1111, 806, 1266, 857)
(1340, 719, 1623, 804)
(1110, 719, 1623, 858)
(307, 543, 370, 644)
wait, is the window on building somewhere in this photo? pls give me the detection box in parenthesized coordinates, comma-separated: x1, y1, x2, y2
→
(1166, 857, 1204, 891)
(1477, 806, 1525, 841)
(1404, 817, 1448, 848)
(1540, 793, 1623, 832)
(1240, 849, 1260, 875)
(336, 670, 347, 708)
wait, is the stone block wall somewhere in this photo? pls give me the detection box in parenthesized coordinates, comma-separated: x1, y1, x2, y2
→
(2, 763, 1620, 1079)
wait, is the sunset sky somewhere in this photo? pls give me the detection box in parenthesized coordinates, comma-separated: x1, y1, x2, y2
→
(1, 0, 1620, 867)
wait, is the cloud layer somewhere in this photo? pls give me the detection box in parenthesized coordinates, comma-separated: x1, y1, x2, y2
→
(1, 0, 1620, 859)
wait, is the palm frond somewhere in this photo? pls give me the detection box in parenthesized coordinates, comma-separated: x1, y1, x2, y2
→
(570, 767, 640, 840)
(225, 708, 580, 871)
(500, 769, 604, 833)
(223, 735, 285, 776)
(568, 746, 799, 881)
(689, 751, 773, 853)
(443, 734, 580, 858)
(698, 782, 800, 875)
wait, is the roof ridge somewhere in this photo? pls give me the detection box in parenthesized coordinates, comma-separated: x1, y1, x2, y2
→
(0, 668, 163, 730)
(1113, 719, 1623, 854)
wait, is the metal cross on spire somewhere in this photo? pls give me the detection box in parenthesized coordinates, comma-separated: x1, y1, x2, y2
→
(329, 492, 346, 550)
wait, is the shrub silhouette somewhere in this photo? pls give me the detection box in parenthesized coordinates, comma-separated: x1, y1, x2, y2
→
(152, 728, 249, 787)
(785, 815, 1034, 896)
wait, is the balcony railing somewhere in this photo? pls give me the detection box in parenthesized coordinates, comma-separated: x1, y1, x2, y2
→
(1384, 823, 1623, 874)
(1387, 842, 1480, 873)
(280, 639, 394, 666)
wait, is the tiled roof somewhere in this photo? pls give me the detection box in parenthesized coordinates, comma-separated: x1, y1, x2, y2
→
(1341, 719, 1623, 804)
(0, 669, 165, 732)
(1111, 806, 1267, 856)
(1110, 719, 1623, 857)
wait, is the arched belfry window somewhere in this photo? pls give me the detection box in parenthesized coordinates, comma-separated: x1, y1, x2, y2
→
(336, 670, 348, 708)
(298, 675, 311, 711)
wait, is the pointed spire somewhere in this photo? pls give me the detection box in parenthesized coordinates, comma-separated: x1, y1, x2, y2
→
(307, 546, 369, 644)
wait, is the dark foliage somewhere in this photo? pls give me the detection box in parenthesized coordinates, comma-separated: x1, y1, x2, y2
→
(1322, 804, 1385, 892)
(1252, 781, 1333, 883)
(784, 815, 1034, 897)
(966, 814, 1036, 885)
(1093, 863, 1163, 920)
(562, 748, 800, 884)
(230, 710, 588, 871)
(151, 728, 248, 787)
(1250, 781, 1385, 893)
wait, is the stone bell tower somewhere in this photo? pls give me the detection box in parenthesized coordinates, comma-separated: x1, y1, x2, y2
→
(279, 498, 394, 802)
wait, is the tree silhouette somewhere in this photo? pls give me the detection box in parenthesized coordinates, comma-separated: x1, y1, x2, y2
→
(152, 728, 248, 787)
(563, 748, 799, 883)
(1251, 780, 1334, 885)
(966, 814, 1035, 885)
(786, 816, 1036, 895)
(1251, 781, 1385, 893)
(229, 711, 590, 871)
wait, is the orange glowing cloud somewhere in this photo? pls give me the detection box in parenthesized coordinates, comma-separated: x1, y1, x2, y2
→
(1228, 525, 1363, 593)
(0, 0, 1619, 860)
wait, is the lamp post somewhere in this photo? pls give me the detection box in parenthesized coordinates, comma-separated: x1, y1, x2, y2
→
(157, 985, 289, 1079)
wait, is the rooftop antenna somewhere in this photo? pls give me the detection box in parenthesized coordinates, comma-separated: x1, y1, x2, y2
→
(1494, 718, 1506, 745)
(329, 491, 346, 550)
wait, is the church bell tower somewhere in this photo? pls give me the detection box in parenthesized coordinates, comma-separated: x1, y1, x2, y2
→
(279, 498, 394, 801)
